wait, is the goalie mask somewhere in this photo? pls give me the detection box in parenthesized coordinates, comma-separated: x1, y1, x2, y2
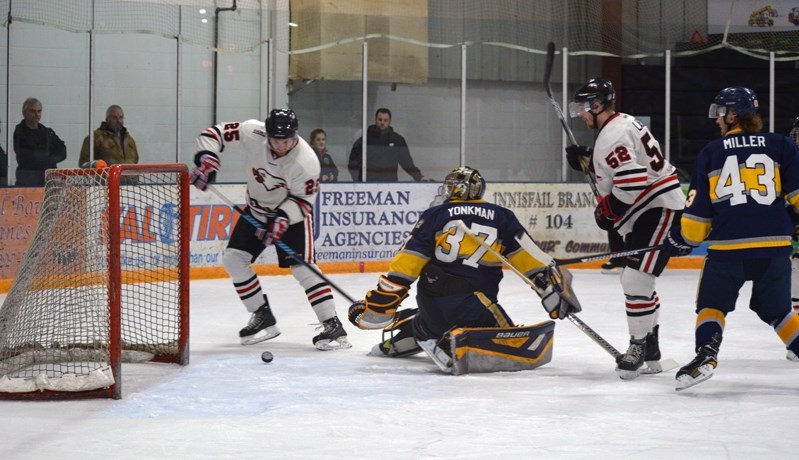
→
(444, 166, 485, 201)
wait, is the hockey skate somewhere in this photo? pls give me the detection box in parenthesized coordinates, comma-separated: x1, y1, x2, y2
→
(640, 325, 662, 374)
(313, 316, 352, 351)
(239, 304, 280, 345)
(601, 260, 623, 274)
(369, 309, 423, 358)
(616, 338, 646, 380)
(676, 333, 722, 391)
(788, 350, 799, 362)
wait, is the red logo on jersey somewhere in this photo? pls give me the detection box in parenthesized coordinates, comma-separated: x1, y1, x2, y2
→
(252, 167, 286, 192)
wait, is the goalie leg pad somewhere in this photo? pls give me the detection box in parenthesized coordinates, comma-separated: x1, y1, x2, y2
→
(448, 321, 556, 375)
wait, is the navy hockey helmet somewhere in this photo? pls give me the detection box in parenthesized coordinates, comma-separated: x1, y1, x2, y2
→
(444, 166, 485, 201)
(708, 87, 758, 119)
(265, 109, 299, 139)
(569, 78, 616, 117)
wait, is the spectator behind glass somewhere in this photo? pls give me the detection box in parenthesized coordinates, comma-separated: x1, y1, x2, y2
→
(310, 128, 338, 182)
(348, 108, 431, 182)
(79, 104, 139, 166)
(13, 97, 67, 186)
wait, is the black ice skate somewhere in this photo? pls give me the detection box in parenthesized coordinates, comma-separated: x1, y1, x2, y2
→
(675, 333, 722, 391)
(313, 316, 352, 350)
(640, 325, 663, 374)
(616, 337, 646, 380)
(788, 350, 798, 362)
(239, 304, 280, 345)
(601, 260, 623, 274)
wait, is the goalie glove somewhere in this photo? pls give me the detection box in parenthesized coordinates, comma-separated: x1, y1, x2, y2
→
(532, 265, 582, 320)
(348, 275, 409, 330)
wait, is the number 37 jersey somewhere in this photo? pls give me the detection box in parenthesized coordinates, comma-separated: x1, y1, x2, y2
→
(681, 129, 799, 259)
(387, 199, 548, 301)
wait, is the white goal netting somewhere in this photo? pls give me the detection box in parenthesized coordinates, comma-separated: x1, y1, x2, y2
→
(0, 165, 189, 398)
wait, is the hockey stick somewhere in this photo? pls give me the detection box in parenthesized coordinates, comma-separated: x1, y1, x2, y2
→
(205, 184, 358, 304)
(455, 220, 622, 359)
(544, 41, 578, 147)
(553, 245, 664, 266)
(544, 41, 601, 201)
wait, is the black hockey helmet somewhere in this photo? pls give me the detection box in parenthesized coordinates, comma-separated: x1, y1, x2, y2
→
(265, 109, 298, 139)
(444, 166, 485, 201)
(569, 78, 616, 117)
(709, 87, 758, 119)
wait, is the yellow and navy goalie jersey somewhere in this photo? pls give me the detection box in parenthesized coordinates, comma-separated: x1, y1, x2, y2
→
(386, 199, 548, 301)
(680, 129, 799, 260)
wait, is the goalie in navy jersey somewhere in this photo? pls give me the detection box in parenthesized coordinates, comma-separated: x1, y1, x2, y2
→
(348, 166, 582, 374)
(665, 87, 799, 390)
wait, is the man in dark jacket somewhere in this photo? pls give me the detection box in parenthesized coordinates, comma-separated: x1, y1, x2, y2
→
(13, 98, 67, 186)
(348, 108, 430, 182)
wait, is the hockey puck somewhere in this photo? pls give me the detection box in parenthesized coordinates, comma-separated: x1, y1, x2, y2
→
(261, 351, 274, 363)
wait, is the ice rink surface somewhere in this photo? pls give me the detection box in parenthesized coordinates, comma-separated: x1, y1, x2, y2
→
(0, 269, 795, 459)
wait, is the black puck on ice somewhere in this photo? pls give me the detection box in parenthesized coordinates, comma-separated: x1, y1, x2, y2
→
(261, 351, 274, 363)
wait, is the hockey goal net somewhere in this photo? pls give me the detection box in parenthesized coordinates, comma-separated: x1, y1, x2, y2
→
(0, 164, 190, 399)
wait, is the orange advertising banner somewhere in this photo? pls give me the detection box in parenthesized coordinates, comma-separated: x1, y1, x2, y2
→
(0, 187, 45, 279)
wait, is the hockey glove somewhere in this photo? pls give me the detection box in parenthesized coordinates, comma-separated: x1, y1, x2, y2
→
(348, 275, 409, 329)
(664, 229, 693, 257)
(190, 151, 221, 191)
(594, 194, 629, 231)
(565, 145, 593, 172)
(255, 210, 289, 246)
(532, 266, 582, 320)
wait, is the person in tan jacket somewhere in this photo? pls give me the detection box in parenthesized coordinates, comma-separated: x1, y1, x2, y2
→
(79, 105, 138, 166)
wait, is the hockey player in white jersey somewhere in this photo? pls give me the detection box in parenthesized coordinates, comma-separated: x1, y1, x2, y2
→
(566, 78, 684, 379)
(191, 108, 351, 350)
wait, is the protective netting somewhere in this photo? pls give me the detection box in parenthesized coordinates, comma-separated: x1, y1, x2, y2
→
(4, 1, 797, 60)
(0, 166, 188, 396)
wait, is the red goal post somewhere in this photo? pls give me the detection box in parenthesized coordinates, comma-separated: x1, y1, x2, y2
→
(0, 164, 190, 400)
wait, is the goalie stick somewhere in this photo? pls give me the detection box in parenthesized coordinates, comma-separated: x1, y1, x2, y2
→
(455, 220, 623, 360)
(206, 184, 358, 304)
(544, 41, 600, 201)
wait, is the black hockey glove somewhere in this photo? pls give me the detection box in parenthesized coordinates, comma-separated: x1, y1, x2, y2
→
(664, 229, 693, 257)
(565, 145, 593, 172)
(594, 194, 629, 231)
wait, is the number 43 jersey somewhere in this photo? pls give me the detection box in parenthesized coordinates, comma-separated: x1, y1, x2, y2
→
(681, 128, 799, 260)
